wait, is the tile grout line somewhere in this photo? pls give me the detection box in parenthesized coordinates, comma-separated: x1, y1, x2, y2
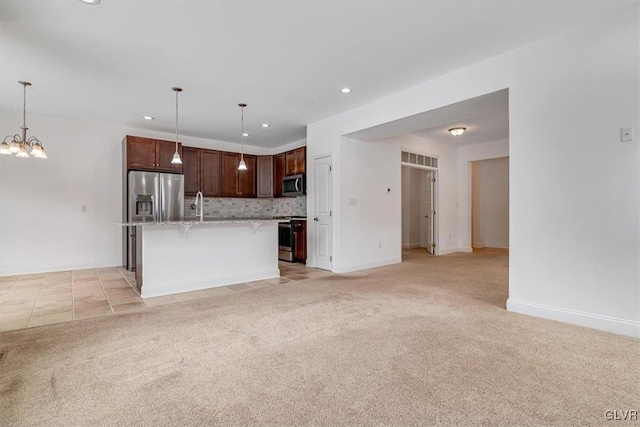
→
(0, 276, 21, 305)
(71, 272, 76, 320)
(95, 271, 116, 314)
(26, 279, 47, 328)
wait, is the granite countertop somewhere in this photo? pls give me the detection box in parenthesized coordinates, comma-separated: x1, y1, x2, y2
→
(117, 217, 284, 226)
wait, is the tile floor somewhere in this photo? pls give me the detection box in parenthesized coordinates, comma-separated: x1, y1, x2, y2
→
(0, 262, 331, 333)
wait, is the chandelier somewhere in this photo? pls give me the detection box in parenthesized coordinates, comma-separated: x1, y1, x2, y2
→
(1, 81, 47, 159)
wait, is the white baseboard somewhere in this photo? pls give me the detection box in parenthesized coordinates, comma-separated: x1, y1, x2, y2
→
(1, 261, 123, 277)
(335, 257, 402, 274)
(439, 247, 472, 255)
(507, 298, 639, 338)
(141, 268, 280, 298)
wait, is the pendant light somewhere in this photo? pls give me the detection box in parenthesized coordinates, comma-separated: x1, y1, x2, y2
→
(171, 87, 183, 165)
(1, 81, 47, 159)
(238, 103, 248, 171)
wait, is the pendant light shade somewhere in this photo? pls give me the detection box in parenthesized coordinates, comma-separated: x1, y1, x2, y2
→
(0, 140, 11, 155)
(171, 87, 183, 165)
(238, 103, 247, 171)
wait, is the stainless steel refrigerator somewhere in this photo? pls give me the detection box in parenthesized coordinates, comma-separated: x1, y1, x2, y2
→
(125, 171, 184, 271)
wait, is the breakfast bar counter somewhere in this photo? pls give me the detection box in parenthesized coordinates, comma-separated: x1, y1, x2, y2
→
(119, 218, 281, 298)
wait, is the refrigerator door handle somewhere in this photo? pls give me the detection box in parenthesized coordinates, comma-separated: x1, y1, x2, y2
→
(155, 175, 162, 223)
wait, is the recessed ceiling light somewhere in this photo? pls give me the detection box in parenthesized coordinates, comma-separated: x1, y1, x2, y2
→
(80, 0, 101, 4)
(261, 123, 270, 128)
(448, 127, 466, 136)
(340, 87, 352, 94)
(143, 116, 155, 120)
(242, 133, 250, 137)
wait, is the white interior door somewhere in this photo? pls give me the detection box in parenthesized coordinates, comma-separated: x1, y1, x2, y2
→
(313, 155, 333, 270)
(425, 171, 435, 254)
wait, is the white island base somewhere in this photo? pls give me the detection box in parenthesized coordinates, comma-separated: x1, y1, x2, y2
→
(134, 221, 280, 298)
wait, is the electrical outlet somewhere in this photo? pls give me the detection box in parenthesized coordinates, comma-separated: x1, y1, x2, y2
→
(448, 233, 452, 241)
(81, 205, 87, 212)
(378, 241, 382, 248)
(621, 127, 634, 142)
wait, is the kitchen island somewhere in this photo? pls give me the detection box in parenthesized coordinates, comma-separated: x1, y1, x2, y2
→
(119, 218, 281, 298)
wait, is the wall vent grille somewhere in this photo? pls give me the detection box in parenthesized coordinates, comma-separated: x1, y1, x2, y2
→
(401, 151, 438, 168)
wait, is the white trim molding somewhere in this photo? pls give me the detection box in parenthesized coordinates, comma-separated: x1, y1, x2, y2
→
(507, 298, 640, 338)
(335, 257, 402, 274)
(0, 262, 122, 277)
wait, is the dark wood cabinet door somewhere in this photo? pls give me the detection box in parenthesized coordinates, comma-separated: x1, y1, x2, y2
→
(182, 147, 201, 195)
(156, 140, 183, 173)
(293, 220, 306, 263)
(221, 152, 240, 197)
(201, 150, 222, 197)
(273, 154, 285, 198)
(127, 136, 157, 171)
(285, 150, 296, 176)
(257, 155, 274, 198)
(294, 147, 306, 175)
(238, 155, 256, 198)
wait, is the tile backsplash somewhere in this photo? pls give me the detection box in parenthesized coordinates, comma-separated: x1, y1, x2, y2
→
(185, 195, 307, 218)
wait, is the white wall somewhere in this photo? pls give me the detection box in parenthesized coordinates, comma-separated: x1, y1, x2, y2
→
(307, 7, 639, 337)
(471, 157, 509, 248)
(337, 137, 401, 272)
(0, 108, 304, 275)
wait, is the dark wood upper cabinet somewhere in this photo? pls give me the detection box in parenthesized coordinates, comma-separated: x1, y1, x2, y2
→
(221, 152, 240, 197)
(294, 147, 306, 175)
(126, 136, 157, 171)
(201, 150, 222, 197)
(238, 155, 257, 198)
(257, 155, 274, 198)
(285, 151, 296, 176)
(293, 220, 306, 263)
(284, 146, 306, 176)
(182, 147, 201, 196)
(156, 140, 183, 173)
(273, 153, 285, 198)
(126, 136, 182, 174)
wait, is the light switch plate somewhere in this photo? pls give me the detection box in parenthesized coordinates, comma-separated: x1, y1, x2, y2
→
(621, 127, 634, 142)
(349, 198, 358, 206)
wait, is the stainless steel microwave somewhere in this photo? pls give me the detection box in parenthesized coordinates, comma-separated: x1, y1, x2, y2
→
(283, 174, 305, 197)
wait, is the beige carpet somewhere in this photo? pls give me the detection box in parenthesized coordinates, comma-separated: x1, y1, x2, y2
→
(1, 251, 638, 426)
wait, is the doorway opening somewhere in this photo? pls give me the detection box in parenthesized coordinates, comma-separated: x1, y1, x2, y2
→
(471, 157, 509, 256)
(402, 159, 438, 255)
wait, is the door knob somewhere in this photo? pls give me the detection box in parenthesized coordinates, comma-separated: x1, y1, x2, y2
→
(314, 217, 319, 221)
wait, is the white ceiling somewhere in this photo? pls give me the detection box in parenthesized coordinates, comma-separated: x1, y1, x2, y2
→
(0, 1, 634, 148)
(346, 89, 508, 146)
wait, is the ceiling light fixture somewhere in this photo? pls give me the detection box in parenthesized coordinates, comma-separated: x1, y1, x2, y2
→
(448, 127, 466, 136)
(81, 0, 101, 4)
(340, 87, 352, 94)
(1, 81, 47, 159)
(143, 116, 155, 120)
(171, 87, 183, 165)
(261, 123, 270, 128)
(238, 103, 248, 171)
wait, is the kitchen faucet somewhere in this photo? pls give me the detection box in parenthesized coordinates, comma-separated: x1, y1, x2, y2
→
(193, 191, 204, 222)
